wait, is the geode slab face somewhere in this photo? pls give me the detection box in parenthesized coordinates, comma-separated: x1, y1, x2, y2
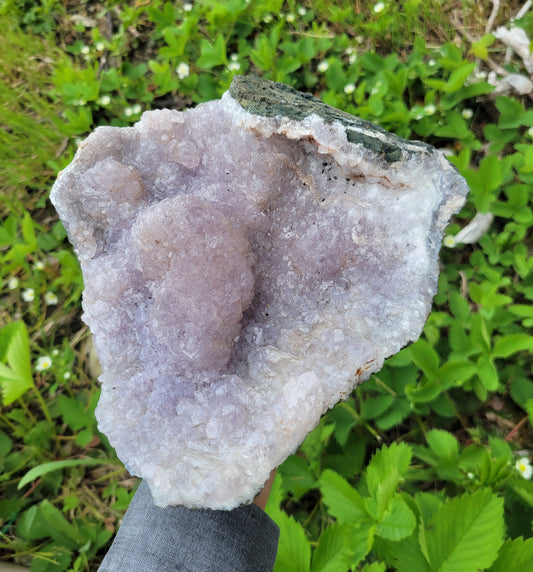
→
(51, 76, 468, 509)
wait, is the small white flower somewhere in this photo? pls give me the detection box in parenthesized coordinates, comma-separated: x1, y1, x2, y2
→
(286, 13, 295, 22)
(74, 99, 86, 106)
(373, 1, 385, 13)
(8, 277, 20, 290)
(176, 62, 190, 80)
(132, 103, 142, 114)
(80, 45, 90, 55)
(349, 53, 357, 65)
(528, 126, 533, 138)
(346, 46, 355, 55)
(228, 62, 241, 72)
(462, 108, 473, 120)
(44, 291, 58, 306)
(487, 71, 498, 85)
(516, 457, 533, 479)
(443, 235, 457, 248)
(428, 59, 436, 66)
(425, 104, 436, 115)
(356, 35, 364, 44)
(317, 61, 329, 73)
(230, 53, 239, 62)
(474, 70, 488, 80)
(263, 14, 273, 23)
(298, 6, 307, 16)
(51, 349, 60, 357)
(63, 372, 71, 380)
(22, 288, 34, 302)
(34, 261, 44, 271)
(183, 2, 193, 11)
(344, 83, 355, 94)
(467, 472, 474, 479)
(95, 41, 105, 51)
(99, 95, 111, 106)
(124, 107, 133, 117)
(35, 356, 52, 372)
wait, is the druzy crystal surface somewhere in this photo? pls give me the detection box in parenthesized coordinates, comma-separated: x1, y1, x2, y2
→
(51, 76, 469, 509)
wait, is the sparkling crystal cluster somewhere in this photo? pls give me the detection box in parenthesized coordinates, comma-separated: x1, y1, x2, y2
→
(51, 76, 469, 509)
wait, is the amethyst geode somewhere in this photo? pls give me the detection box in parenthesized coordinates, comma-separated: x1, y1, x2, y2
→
(51, 76, 468, 508)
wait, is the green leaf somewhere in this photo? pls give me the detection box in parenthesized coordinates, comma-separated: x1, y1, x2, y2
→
(319, 469, 370, 523)
(360, 563, 386, 572)
(488, 536, 533, 571)
(272, 509, 311, 572)
(311, 523, 357, 572)
(19, 458, 120, 489)
(196, 34, 227, 68)
(376, 495, 416, 541)
(409, 339, 439, 379)
(279, 455, 316, 501)
(426, 489, 504, 572)
(492, 334, 533, 358)
(426, 430, 458, 462)
(0, 321, 34, 405)
(39, 499, 83, 544)
(57, 394, 93, 432)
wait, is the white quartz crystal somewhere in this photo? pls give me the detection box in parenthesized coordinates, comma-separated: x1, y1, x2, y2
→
(50, 77, 469, 509)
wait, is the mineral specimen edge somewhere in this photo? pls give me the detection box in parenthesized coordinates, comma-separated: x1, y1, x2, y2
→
(50, 75, 469, 509)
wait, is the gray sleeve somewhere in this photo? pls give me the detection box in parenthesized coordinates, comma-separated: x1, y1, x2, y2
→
(98, 481, 280, 572)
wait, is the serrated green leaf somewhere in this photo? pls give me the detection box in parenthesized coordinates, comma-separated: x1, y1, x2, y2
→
(426, 489, 504, 572)
(366, 443, 412, 499)
(360, 563, 386, 572)
(492, 334, 533, 358)
(0, 321, 34, 405)
(311, 523, 355, 572)
(319, 469, 370, 523)
(487, 536, 533, 571)
(57, 394, 93, 432)
(426, 430, 459, 462)
(409, 339, 439, 379)
(376, 495, 416, 541)
(272, 509, 311, 572)
(279, 455, 316, 501)
(361, 394, 394, 420)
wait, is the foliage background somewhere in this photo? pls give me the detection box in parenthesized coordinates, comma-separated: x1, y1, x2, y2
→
(0, 0, 532, 570)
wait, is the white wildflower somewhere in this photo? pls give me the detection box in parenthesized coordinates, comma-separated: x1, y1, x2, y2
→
(132, 104, 142, 114)
(424, 104, 436, 115)
(474, 70, 488, 80)
(298, 6, 307, 16)
(317, 61, 329, 73)
(95, 41, 105, 51)
(124, 107, 133, 117)
(443, 235, 457, 248)
(22, 288, 34, 302)
(344, 83, 355, 94)
(467, 472, 474, 479)
(428, 59, 436, 66)
(462, 108, 473, 120)
(34, 261, 44, 271)
(183, 2, 193, 11)
(349, 53, 357, 65)
(8, 277, 19, 290)
(63, 372, 72, 380)
(52, 349, 60, 357)
(487, 71, 498, 85)
(80, 45, 90, 55)
(356, 35, 364, 44)
(231, 53, 239, 62)
(286, 13, 295, 22)
(528, 126, 533, 138)
(516, 457, 533, 479)
(263, 14, 273, 23)
(373, 1, 385, 13)
(228, 62, 241, 72)
(176, 62, 190, 79)
(44, 291, 58, 306)
(35, 356, 52, 372)
(99, 95, 111, 106)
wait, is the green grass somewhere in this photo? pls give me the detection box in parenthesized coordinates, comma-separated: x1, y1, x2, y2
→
(1, 1, 532, 570)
